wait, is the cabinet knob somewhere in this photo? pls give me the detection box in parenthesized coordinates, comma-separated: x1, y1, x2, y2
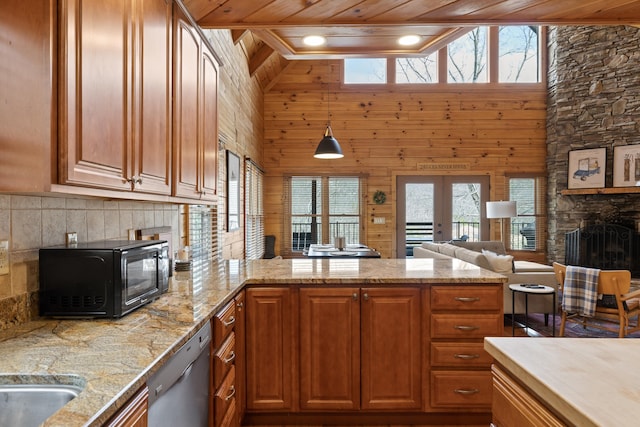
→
(236, 301, 244, 310)
(352, 292, 358, 301)
(363, 293, 369, 301)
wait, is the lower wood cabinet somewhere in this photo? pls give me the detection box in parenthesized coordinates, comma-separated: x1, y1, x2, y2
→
(245, 287, 295, 411)
(244, 283, 501, 424)
(298, 287, 422, 411)
(491, 365, 565, 427)
(104, 386, 148, 427)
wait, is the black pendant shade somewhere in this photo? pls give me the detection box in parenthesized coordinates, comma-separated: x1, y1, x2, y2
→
(314, 125, 344, 159)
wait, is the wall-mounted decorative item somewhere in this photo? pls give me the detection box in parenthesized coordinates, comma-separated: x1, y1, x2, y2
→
(613, 145, 640, 188)
(568, 148, 606, 189)
(373, 190, 386, 204)
(226, 150, 240, 231)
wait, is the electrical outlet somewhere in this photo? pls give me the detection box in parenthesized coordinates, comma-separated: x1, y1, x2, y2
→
(66, 232, 78, 246)
(128, 229, 137, 240)
(0, 240, 9, 275)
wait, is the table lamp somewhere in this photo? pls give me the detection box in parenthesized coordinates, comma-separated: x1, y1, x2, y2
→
(486, 201, 517, 245)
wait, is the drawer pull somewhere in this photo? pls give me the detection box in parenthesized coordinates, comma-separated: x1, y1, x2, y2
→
(223, 351, 236, 364)
(223, 316, 236, 327)
(454, 325, 480, 331)
(454, 388, 479, 395)
(454, 297, 480, 302)
(225, 385, 236, 401)
(454, 353, 480, 360)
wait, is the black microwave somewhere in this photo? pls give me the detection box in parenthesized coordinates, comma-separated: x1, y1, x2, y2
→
(39, 240, 169, 318)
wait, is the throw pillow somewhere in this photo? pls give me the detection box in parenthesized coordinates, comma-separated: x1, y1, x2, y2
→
(481, 249, 514, 274)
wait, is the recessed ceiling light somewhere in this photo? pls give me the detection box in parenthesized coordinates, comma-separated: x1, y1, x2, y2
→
(303, 35, 326, 47)
(398, 35, 421, 46)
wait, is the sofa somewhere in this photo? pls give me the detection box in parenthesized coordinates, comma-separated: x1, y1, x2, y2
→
(413, 241, 557, 316)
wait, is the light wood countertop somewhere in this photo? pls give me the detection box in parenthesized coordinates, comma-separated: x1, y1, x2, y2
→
(485, 337, 640, 427)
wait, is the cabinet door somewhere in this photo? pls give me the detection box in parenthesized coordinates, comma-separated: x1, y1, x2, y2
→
(246, 287, 294, 411)
(59, 0, 131, 190)
(200, 48, 218, 200)
(172, 11, 200, 199)
(59, 0, 171, 193)
(361, 287, 422, 410)
(132, 0, 172, 194)
(299, 288, 360, 410)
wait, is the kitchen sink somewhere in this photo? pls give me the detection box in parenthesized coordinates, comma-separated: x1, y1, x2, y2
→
(0, 379, 84, 427)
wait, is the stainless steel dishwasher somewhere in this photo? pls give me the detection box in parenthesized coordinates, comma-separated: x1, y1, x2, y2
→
(147, 322, 211, 427)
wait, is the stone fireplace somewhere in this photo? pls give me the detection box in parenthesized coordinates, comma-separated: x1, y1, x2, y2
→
(546, 25, 640, 265)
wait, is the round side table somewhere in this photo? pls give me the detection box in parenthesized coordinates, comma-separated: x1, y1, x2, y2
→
(509, 284, 556, 337)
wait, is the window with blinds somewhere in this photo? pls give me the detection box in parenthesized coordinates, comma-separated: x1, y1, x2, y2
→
(507, 176, 546, 251)
(186, 205, 217, 266)
(245, 160, 264, 259)
(284, 176, 364, 253)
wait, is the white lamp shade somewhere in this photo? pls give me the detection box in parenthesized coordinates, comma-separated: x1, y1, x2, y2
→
(486, 201, 517, 219)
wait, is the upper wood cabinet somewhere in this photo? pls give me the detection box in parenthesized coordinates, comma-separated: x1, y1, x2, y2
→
(0, 0, 56, 192)
(58, 0, 172, 195)
(172, 6, 218, 200)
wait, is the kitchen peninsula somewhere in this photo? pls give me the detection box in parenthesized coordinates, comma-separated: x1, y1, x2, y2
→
(0, 258, 506, 426)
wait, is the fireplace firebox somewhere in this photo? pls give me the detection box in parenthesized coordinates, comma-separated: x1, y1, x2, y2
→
(565, 223, 640, 277)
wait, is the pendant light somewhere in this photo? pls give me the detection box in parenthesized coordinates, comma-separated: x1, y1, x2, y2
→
(314, 61, 344, 159)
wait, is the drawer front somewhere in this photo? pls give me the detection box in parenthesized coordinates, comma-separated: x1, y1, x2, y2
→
(213, 300, 236, 348)
(214, 332, 236, 390)
(219, 397, 238, 427)
(431, 286, 502, 311)
(431, 313, 503, 339)
(431, 342, 493, 368)
(430, 371, 492, 407)
(215, 365, 236, 427)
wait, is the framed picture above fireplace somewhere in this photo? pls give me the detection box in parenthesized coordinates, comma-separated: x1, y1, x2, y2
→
(568, 148, 606, 189)
(613, 145, 640, 188)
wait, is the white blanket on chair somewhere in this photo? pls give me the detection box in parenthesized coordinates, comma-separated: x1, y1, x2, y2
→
(561, 266, 600, 317)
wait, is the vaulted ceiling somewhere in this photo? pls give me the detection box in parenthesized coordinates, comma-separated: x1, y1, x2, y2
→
(180, 0, 640, 87)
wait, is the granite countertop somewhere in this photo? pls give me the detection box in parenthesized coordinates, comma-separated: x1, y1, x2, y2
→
(0, 258, 506, 426)
(485, 337, 640, 427)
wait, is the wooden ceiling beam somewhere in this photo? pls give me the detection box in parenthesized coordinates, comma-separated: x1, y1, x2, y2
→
(248, 43, 276, 77)
(231, 29, 249, 44)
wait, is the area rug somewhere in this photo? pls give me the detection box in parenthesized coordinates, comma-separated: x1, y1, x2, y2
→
(519, 313, 640, 338)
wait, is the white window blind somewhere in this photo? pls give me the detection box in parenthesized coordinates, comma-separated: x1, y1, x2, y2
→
(245, 159, 264, 259)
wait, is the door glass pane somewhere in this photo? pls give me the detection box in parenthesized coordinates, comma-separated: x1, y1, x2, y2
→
(329, 177, 360, 244)
(405, 183, 434, 255)
(451, 183, 482, 241)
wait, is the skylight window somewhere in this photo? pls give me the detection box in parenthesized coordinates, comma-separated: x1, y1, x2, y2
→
(344, 58, 386, 84)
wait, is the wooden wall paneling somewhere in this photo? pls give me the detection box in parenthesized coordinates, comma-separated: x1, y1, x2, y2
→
(263, 60, 547, 258)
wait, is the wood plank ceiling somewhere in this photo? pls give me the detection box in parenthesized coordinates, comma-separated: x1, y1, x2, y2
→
(181, 0, 640, 86)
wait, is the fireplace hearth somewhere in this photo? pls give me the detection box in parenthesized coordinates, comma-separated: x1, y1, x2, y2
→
(565, 223, 639, 277)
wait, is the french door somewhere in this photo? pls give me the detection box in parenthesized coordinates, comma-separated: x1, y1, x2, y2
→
(396, 175, 490, 257)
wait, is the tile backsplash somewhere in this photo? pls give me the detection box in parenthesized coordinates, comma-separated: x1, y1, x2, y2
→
(0, 194, 180, 329)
